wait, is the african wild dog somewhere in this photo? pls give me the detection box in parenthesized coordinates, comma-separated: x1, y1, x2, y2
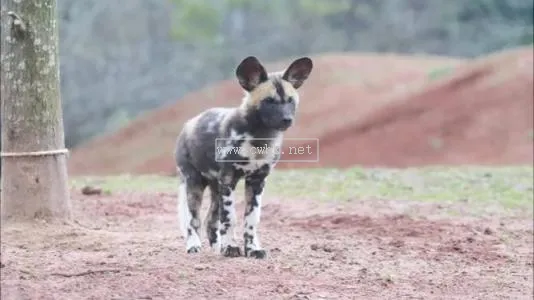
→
(174, 56, 313, 258)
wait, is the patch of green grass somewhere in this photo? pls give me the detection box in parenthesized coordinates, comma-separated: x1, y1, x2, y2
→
(71, 166, 534, 213)
(71, 174, 178, 194)
(428, 67, 454, 81)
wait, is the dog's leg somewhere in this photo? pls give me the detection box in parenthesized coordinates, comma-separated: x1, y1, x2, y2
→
(243, 171, 268, 259)
(177, 167, 207, 253)
(205, 180, 221, 252)
(218, 169, 241, 257)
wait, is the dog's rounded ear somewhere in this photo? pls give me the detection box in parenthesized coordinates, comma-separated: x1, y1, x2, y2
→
(282, 57, 313, 89)
(236, 56, 269, 92)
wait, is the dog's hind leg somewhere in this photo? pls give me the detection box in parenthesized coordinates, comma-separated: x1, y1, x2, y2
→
(177, 164, 208, 253)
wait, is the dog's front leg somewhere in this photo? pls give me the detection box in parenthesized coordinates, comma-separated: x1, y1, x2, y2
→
(218, 169, 241, 257)
(243, 165, 271, 259)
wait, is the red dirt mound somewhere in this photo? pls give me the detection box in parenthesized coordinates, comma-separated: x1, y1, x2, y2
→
(68, 53, 466, 175)
(281, 46, 533, 169)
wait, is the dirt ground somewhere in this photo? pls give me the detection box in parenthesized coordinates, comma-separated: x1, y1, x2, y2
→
(2, 189, 532, 299)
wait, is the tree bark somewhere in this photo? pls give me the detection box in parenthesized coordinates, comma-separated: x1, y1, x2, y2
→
(1, 0, 72, 223)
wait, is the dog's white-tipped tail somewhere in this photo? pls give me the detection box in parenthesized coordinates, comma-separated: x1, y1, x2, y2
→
(177, 181, 190, 238)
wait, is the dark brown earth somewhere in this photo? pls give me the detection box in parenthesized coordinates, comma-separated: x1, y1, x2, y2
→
(2, 189, 532, 299)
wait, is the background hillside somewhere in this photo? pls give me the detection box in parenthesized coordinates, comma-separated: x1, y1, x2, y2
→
(67, 47, 533, 175)
(35, 0, 534, 148)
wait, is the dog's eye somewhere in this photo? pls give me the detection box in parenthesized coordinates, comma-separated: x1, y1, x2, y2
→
(286, 97, 294, 103)
(264, 97, 276, 104)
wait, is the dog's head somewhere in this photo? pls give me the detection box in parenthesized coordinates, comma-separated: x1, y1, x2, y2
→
(236, 56, 313, 131)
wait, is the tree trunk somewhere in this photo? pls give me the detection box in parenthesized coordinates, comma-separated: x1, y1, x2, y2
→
(1, 0, 72, 223)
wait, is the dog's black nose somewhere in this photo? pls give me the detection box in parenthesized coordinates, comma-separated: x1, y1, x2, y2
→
(282, 118, 293, 126)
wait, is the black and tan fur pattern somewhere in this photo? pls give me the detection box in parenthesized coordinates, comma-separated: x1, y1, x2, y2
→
(174, 56, 313, 258)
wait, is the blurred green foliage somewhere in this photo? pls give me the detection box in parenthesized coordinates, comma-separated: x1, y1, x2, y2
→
(169, 0, 533, 48)
(169, 0, 362, 45)
(170, 0, 222, 43)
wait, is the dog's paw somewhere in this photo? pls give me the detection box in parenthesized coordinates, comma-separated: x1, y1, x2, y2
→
(221, 245, 242, 257)
(187, 246, 201, 254)
(246, 249, 267, 259)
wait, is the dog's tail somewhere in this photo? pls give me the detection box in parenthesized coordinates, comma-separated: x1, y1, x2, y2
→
(177, 173, 189, 238)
